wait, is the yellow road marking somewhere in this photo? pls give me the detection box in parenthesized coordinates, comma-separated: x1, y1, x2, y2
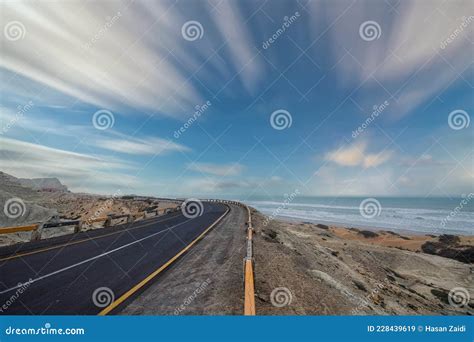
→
(0, 213, 181, 262)
(98, 206, 230, 315)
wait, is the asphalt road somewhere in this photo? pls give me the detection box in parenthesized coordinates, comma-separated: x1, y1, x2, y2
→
(0, 202, 228, 315)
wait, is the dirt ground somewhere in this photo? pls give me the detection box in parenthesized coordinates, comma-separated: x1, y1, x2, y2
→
(251, 209, 473, 315)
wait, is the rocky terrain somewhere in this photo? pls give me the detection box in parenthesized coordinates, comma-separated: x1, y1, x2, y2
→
(251, 209, 473, 315)
(0, 171, 179, 246)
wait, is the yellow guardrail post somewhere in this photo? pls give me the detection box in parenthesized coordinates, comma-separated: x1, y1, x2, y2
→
(243, 204, 256, 316)
(0, 224, 39, 235)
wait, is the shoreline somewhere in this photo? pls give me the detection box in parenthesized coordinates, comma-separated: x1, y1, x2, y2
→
(257, 211, 472, 237)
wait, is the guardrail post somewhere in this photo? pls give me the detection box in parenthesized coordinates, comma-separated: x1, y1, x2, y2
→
(104, 216, 112, 228)
(127, 214, 133, 223)
(30, 223, 44, 242)
(74, 220, 83, 233)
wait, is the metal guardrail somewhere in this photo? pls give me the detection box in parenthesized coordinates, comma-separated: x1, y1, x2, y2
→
(0, 224, 39, 234)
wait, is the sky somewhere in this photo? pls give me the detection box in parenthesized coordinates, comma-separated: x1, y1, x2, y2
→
(0, 0, 473, 199)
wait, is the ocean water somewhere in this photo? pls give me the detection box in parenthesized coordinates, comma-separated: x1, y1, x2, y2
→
(242, 196, 474, 236)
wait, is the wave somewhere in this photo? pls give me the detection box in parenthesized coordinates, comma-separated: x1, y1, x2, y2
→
(247, 201, 474, 235)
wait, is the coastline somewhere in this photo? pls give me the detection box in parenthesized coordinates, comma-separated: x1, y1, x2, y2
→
(269, 213, 474, 239)
(251, 207, 473, 315)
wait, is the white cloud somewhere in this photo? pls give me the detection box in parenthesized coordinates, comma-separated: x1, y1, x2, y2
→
(187, 162, 244, 176)
(363, 151, 393, 168)
(325, 141, 392, 168)
(0, 137, 139, 192)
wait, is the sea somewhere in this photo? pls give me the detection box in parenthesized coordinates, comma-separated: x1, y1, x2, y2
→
(241, 196, 474, 236)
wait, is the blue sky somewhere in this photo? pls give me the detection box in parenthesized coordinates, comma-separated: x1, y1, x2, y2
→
(0, 0, 473, 198)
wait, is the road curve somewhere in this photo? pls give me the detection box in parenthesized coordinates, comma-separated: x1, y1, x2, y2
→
(0, 202, 228, 315)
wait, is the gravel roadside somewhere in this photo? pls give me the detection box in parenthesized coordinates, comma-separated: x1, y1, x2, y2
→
(120, 204, 247, 315)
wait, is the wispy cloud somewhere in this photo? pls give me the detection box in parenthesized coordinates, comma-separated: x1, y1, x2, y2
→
(95, 136, 189, 155)
(0, 137, 138, 192)
(187, 162, 244, 176)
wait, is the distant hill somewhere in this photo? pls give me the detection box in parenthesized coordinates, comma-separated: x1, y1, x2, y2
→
(0, 171, 58, 227)
(18, 177, 68, 192)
